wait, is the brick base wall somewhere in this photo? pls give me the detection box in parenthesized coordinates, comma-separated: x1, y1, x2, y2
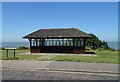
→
(30, 46, 85, 54)
(30, 47, 41, 53)
(73, 49, 85, 54)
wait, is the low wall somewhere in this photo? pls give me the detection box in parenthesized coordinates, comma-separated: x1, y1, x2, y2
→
(30, 46, 85, 54)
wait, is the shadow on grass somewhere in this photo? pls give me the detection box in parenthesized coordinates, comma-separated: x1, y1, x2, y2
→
(85, 52, 96, 54)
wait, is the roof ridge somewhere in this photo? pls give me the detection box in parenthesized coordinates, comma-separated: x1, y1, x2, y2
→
(40, 28, 78, 30)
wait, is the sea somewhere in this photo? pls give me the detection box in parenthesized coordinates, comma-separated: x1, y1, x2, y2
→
(0, 42, 29, 48)
(0, 42, 119, 50)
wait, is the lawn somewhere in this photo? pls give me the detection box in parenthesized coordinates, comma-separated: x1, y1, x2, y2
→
(52, 50, 119, 64)
(0, 50, 41, 60)
(0, 50, 119, 64)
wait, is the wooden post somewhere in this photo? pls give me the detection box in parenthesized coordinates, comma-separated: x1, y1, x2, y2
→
(13, 49, 16, 58)
(35, 39, 38, 46)
(33, 40, 35, 46)
(66, 39, 67, 46)
(76, 38, 78, 46)
(29, 39, 32, 53)
(49, 39, 50, 46)
(52, 39, 53, 46)
(59, 40, 60, 46)
(73, 38, 75, 47)
(84, 38, 86, 49)
(29, 39, 32, 47)
(42, 38, 45, 46)
(6, 49, 8, 58)
(41, 39, 43, 46)
(62, 38, 64, 46)
(39, 39, 41, 46)
(56, 39, 57, 46)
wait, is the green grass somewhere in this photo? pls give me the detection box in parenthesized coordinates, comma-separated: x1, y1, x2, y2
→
(0, 50, 41, 60)
(52, 50, 119, 64)
(0, 50, 119, 64)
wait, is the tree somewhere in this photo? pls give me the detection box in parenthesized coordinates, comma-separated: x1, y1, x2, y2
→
(102, 40, 111, 50)
(86, 33, 111, 50)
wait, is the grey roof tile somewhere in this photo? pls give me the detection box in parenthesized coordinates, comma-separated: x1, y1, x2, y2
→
(23, 28, 91, 38)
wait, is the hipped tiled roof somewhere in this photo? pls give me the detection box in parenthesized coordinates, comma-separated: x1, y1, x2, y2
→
(23, 28, 91, 38)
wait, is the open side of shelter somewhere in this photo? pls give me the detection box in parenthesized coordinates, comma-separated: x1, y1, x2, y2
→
(23, 28, 91, 54)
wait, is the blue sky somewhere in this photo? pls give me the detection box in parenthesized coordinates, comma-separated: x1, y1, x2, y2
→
(2, 2, 118, 42)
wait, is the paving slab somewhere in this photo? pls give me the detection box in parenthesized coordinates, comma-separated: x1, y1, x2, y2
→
(46, 61, 118, 72)
(1, 60, 119, 73)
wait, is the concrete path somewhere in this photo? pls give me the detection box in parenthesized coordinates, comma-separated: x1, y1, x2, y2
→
(16, 52, 30, 55)
(1, 60, 119, 73)
(47, 61, 118, 72)
(16, 52, 97, 56)
(0, 60, 118, 72)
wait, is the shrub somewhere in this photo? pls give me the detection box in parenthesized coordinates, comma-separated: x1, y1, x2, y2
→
(18, 46, 28, 50)
(85, 46, 93, 51)
(108, 48, 116, 51)
(0, 47, 5, 50)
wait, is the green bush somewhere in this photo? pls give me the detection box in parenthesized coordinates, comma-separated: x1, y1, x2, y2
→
(18, 46, 28, 50)
(108, 48, 116, 51)
(0, 47, 5, 50)
(85, 46, 93, 51)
